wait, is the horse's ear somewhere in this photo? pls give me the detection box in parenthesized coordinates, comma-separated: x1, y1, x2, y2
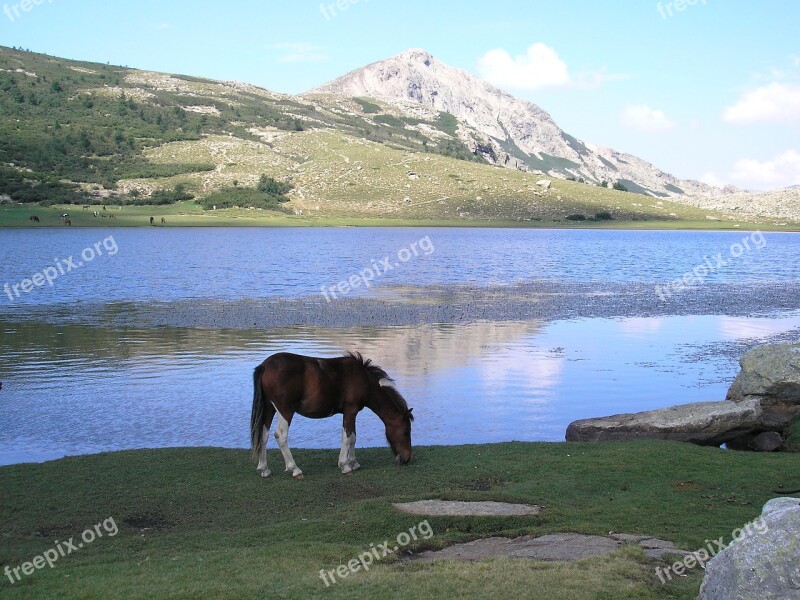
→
(407, 408, 414, 421)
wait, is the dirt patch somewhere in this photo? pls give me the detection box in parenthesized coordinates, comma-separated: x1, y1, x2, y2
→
(672, 480, 703, 492)
(393, 500, 542, 517)
(123, 514, 170, 531)
(411, 533, 692, 563)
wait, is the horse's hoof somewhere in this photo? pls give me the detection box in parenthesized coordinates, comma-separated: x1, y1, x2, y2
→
(342, 471, 354, 477)
(350, 462, 361, 471)
(259, 470, 272, 479)
(293, 473, 304, 480)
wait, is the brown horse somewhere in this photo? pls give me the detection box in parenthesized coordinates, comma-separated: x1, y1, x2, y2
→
(251, 352, 413, 479)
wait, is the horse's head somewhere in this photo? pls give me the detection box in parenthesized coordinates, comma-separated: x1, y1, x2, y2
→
(378, 378, 414, 465)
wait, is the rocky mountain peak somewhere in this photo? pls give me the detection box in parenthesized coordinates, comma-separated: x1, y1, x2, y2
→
(310, 49, 728, 198)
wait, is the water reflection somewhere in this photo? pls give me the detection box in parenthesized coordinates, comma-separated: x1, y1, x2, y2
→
(1, 313, 799, 465)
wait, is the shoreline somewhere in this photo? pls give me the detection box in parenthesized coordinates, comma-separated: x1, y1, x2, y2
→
(5, 280, 798, 330)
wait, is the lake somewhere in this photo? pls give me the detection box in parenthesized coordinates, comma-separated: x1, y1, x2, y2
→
(1, 227, 799, 465)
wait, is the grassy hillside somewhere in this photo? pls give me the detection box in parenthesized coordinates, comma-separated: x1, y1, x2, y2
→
(0, 46, 792, 228)
(2, 442, 798, 599)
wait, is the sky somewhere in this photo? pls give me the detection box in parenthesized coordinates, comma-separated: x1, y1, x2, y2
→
(1, 0, 798, 191)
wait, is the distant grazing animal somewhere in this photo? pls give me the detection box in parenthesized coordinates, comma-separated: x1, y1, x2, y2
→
(149, 216, 154, 225)
(109, 214, 116, 220)
(93, 211, 99, 217)
(83, 205, 90, 210)
(64, 218, 71, 226)
(61, 213, 69, 219)
(29, 216, 40, 223)
(251, 352, 413, 479)
(161, 217, 166, 224)
(102, 205, 107, 211)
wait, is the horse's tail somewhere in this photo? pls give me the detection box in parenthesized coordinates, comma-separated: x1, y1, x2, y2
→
(250, 363, 266, 460)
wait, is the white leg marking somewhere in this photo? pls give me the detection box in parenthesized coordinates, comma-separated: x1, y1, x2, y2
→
(340, 429, 358, 474)
(274, 413, 303, 478)
(256, 424, 272, 478)
(348, 433, 360, 472)
(338, 427, 350, 470)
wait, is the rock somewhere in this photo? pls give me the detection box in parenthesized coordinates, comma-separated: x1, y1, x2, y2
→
(698, 497, 800, 600)
(393, 500, 541, 517)
(727, 342, 800, 408)
(411, 532, 689, 563)
(565, 400, 762, 445)
(749, 431, 784, 452)
(536, 179, 552, 190)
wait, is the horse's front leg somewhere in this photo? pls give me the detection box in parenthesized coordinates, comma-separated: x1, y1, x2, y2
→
(274, 410, 303, 479)
(338, 412, 360, 475)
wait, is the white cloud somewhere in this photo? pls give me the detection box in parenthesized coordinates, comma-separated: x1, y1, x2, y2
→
(791, 54, 800, 67)
(271, 43, 329, 64)
(699, 172, 727, 188)
(476, 43, 571, 90)
(722, 82, 800, 124)
(619, 104, 675, 133)
(730, 149, 800, 190)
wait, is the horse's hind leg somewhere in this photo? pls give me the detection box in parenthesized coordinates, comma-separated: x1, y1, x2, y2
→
(274, 408, 303, 479)
(256, 403, 276, 478)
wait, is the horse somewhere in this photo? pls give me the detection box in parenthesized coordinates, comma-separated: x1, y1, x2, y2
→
(161, 217, 166, 224)
(63, 218, 71, 226)
(29, 216, 39, 223)
(149, 216, 154, 225)
(251, 352, 413, 479)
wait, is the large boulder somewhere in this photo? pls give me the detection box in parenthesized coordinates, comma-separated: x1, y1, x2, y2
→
(698, 497, 800, 600)
(565, 400, 762, 445)
(727, 342, 800, 407)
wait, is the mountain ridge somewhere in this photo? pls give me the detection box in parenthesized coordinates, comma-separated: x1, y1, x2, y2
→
(310, 48, 733, 199)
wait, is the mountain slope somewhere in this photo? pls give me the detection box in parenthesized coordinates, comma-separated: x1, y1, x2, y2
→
(0, 46, 770, 226)
(310, 49, 728, 199)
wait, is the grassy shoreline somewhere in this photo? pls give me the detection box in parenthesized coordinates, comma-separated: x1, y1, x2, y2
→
(1, 203, 798, 231)
(2, 441, 798, 599)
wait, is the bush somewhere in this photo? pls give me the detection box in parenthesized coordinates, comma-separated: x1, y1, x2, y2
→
(129, 184, 194, 205)
(785, 417, 800, 453)
(197, 178, 293, 211)
(613, 181, 629, 192)
(566, 214, 587, 221)
(594, 211, 613, 221)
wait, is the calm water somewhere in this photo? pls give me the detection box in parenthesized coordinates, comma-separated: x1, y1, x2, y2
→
(1, 228, 798, 465)
(1, 228, 798, 304)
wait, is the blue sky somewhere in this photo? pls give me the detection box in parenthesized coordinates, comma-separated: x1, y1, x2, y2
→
(1, 0, 799, 190)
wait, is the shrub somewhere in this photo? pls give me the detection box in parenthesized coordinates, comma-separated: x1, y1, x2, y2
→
(566, 214, 587, 221)
(613, 181, 629, 192)
(785, 417, 800, 453)
(594, 211, 613, 221)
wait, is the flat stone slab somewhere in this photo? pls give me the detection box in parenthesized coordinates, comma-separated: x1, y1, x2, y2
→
(566, 399, 763, 445)
(393, 500, 542, 517)
(412, 532, 691, 563)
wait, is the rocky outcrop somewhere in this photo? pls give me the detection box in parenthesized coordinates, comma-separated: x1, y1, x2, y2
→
(698, 497, 800, 600)
(567, 342, 800, 448)
(565, 400, 762, 445)
(727, 342, 800, 408)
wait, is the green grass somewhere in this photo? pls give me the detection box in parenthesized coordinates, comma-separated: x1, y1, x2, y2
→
(1, 202, 794, 231)
(1, 441, 797, 599)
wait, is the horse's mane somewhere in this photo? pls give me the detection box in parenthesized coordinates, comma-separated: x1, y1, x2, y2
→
(346, 352, 413, 419)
